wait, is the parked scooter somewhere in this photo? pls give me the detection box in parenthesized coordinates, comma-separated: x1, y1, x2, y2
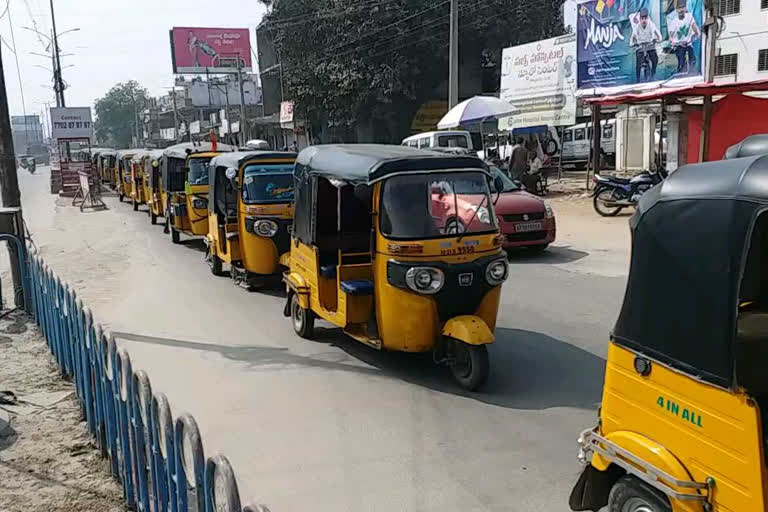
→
(592, 169, 666, 216)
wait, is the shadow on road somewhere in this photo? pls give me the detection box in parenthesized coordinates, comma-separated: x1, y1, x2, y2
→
(115, 326, 605, 411)
(507, 246, 589, 265)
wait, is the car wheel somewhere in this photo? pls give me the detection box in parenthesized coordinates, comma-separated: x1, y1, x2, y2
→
(608, 475, 671, 512)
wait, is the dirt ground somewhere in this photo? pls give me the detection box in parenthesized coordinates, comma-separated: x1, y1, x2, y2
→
(0, 310, 125, 512)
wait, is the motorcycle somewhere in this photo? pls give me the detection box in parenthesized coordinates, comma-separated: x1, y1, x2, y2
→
(592, 170, 667, 217)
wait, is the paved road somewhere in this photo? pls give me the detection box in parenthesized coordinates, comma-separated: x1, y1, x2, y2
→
(18, 166, 627, 512)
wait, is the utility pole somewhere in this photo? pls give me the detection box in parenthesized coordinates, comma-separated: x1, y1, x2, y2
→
(448, 0, 459, 109)
(171, 89, 180, 143)
(699, 0, 719, 162)
(49, 0, 65, 107)
(0, 44, 27, 307)
(133, 97, 141, 147)
(237, 64, 248, 144)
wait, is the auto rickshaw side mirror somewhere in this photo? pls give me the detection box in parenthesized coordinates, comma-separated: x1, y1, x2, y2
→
(225, 167, 237, 180)
(493, 176, 504, 204)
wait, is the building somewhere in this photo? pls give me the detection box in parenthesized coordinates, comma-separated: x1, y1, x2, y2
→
(11, 115, 44, 153)
(713, 0, 768, 83)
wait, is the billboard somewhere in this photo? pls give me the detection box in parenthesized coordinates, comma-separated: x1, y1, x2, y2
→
(50, 107, 93, 140)
(170, 27, 252, 74)
(576, 0, 703, 93)
(499, 34, 577, 130)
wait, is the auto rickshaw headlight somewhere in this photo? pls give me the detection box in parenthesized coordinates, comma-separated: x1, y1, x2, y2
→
(486, 258, 508, 285)
(254, 219, 279, 237)
(405, 267, 444, 295)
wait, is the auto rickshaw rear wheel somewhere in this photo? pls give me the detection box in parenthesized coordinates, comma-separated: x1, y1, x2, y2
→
(608, 475, 671, 512)
(133, 199, 138, 211)
(208, 251, 224, 277)
(151, 212, 157, 225)
(449, 339, 489, 391)
(118, 193, 124, 203)
(291, 293, 314, 339)
(170, 227, 180, 244)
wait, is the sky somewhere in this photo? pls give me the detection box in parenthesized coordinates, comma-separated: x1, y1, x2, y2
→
(0, 0, 268, 126)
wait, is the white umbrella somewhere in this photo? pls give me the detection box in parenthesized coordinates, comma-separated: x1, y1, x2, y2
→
(437, 96, 516, 130)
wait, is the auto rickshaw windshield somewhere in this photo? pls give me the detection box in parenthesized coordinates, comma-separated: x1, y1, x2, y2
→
(380, 171, 497, 239)
(188, 157, 213, 185)
(242, 164, 295, 204)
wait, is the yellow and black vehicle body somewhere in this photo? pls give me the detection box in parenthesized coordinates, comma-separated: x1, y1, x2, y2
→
(129, 150, 150, 211)
(99, 150, 117, 187)
(161, 142, 236, 244)
(283, 144, 508, 390)
(205, 151, 298, 287)
(569, 154, 768, 512)
(116, 150, 137, 203)
(144, 149, 165, 225)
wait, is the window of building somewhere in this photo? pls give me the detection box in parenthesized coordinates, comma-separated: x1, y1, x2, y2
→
(760, 49, 768, 72)
(714, 53, 738, 76)
(717, 0, 740, 16)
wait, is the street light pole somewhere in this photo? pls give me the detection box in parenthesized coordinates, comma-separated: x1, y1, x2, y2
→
(448, 0, 459, 109)
(237, 64, 248, 144)
(698, 0, 719, 162)
(171, 89, 180, 143)
(49, 0, 65, 107)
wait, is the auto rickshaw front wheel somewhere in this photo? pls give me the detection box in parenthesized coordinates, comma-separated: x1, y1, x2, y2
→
(608, 475, 671, 512)
(291, 293, 314, 339)
(133, 199, 138, 211)
(170, 227, 180, 244)
(449, 339, 489, 391)
(150, 212, 157, 225)
(118, 193, 124, 203)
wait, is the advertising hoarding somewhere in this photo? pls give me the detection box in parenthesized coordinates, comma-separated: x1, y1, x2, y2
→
(50, 107, 93, 140)
(576, 0, 703, 93)
(280, 101, 294, 129)
(499, 34, 577, 130)
(170, 27, 252, 74)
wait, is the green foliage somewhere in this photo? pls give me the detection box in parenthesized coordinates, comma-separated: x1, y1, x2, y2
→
(259, 0, 564, 140)
(94, 81, 148, 148)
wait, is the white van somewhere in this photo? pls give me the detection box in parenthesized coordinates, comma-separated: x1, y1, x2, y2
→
(402, 131, 474, 151)
(560, 119, 616, 168)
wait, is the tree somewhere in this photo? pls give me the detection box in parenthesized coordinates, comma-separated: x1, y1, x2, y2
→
(94, 81, 148, 148)
(258, 0, 564, 142)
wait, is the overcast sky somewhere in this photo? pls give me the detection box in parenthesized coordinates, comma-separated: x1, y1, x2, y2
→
(0, 0, 267, 121)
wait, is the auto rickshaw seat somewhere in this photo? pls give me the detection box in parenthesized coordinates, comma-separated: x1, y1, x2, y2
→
(736, 311, 768, 394)
(320, 264, 337, 279)
(340, 279, 374, 295)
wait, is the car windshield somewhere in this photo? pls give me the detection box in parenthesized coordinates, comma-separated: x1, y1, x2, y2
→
(188, 157, 212, 185)
(489, 167, 520, 193)
(242, 164, 295, 204)
(380, 171, 496, 239)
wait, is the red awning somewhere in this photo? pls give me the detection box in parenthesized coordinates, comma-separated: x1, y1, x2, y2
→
(584, 78, 768, 106)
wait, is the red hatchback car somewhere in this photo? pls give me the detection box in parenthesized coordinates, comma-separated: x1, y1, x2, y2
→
(490, 167, 556, 252)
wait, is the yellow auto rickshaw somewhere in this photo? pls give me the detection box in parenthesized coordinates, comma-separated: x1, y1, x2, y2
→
(205, 151, 297, 286)
(283, 144, 508, 390)
(161, 142, 236, 244)
(129, 150, 150, 211)
(116, 150, 137, 203)
(99, 150, 117, 187)
(569, 154, 768, 512)
(144, 149, 165, 225)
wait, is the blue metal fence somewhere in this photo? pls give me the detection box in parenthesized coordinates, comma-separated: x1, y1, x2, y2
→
(27, 253, 270, 512)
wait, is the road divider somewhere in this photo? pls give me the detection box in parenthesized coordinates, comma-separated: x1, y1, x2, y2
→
(28, 252, 268, 512)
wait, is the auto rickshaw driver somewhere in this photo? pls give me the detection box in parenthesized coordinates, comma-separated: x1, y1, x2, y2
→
(205, 151, 297, 288)
(283, 144, 508, 390)
(569, 154, 768, 512)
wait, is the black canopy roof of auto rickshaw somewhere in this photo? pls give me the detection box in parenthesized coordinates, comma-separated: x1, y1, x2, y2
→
(295, 144, 490, 186)
(209, 150, 298, 172)
(725, 134, 768, 160)
(161, 142, 237, 161)
(614, 154, 768, 389)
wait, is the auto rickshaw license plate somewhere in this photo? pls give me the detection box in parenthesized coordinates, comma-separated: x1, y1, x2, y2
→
(515, 221, 543, 233)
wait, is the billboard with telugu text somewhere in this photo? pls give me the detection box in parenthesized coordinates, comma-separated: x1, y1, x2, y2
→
(576, 0, 703, 93)
(499, 34, 577, 130)
(170, 27, 252, 74)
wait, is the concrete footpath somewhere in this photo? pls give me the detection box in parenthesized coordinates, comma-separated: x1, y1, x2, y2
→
(11, 166, 630, 512)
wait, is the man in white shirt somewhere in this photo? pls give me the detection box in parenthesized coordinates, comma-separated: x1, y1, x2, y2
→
(630, 8, 662, 82)
(668, 5, 700, 74)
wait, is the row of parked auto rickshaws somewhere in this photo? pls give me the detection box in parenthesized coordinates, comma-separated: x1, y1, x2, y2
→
(92, 137, 768, 512)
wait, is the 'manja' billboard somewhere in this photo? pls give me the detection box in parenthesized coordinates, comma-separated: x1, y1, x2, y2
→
(499, 34, 577, 130)
(50, 107, 93, 140)
(577, 0, 703, 93)
(170, 27, 252, 74)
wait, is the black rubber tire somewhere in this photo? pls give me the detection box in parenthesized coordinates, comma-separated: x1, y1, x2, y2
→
(290, 293, 314, 339)
(594, 189, 623, 217)
(608, 475, 671, 512)
(118, 193, 124, 203)
(450, 341, 489, 391)
(151, 213, 157, 225)
(208, 252, 224, 276)
(132, 200, 138, 211)
(170, 227, 180, 244)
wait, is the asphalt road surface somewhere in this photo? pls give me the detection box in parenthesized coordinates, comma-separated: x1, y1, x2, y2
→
(17, 166, 628, 512)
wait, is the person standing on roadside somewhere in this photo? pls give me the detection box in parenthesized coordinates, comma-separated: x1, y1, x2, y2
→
(510, 138, 529, 180)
